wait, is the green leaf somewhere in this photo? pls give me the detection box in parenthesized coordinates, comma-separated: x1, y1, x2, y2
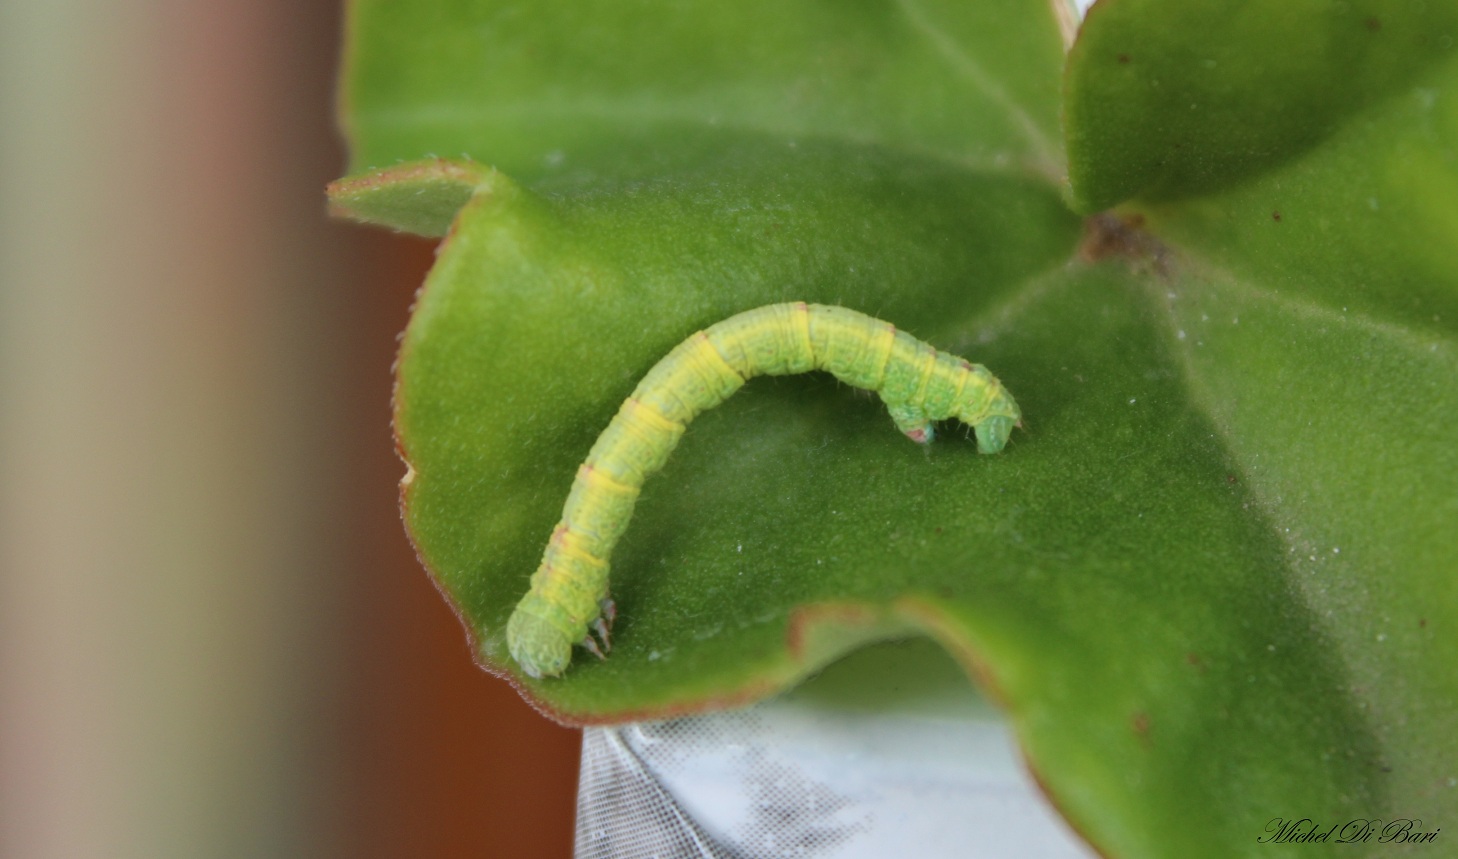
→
(326, 157, 496, 237)
(340, 0, 1066, 189)
(1065, 0, 1458, 211)
(339, 1, 1458, 857)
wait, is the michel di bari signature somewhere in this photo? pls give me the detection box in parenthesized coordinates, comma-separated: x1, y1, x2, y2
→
(1260, 818, 1440, 845)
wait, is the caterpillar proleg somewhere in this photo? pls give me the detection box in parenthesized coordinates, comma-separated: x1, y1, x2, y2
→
(506, 302, 1021, 678)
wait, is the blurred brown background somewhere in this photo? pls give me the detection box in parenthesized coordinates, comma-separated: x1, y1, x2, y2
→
(0, 2, 579, 857)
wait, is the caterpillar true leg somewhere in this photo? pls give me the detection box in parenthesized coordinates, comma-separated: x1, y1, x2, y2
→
(591, 602, 614, 653)
(505, 302, 1021, 678)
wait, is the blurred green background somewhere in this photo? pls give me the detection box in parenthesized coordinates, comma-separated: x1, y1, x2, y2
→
(0, 2, 578, 856)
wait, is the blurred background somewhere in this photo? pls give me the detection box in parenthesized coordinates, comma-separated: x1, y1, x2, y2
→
(0, 2, 579, 856)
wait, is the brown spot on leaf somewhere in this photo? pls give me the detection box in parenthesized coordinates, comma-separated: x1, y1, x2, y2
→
(1420, 617, 1428, 628)
(1117, 53, 1131, 64)
(1131, 711, 1152, 744)
(1364, 17, 1382, 32)
(1272, 211, 1283, 222)
(1185, 652, 1207, 673)
(1079, 212, 1172, 276)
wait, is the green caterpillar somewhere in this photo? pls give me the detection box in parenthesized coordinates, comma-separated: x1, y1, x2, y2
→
(506, 302, 1021, 678)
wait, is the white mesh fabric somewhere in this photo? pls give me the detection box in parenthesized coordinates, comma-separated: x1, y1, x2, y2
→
(573, 641, 1099, 859)
(575, 725, 725, 859)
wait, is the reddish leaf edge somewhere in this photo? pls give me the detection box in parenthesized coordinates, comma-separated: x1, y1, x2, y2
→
(326, 157, 501, 237)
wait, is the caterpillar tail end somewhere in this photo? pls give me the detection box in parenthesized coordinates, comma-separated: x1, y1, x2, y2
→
(506, 606, 573, 679)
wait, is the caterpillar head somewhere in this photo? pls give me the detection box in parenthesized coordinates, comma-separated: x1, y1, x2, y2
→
(506, 607, 573, 679)
(964, 384, 1022, 455)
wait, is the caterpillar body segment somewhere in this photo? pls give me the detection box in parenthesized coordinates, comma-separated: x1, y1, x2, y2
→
(505, 302, 1021, 678)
